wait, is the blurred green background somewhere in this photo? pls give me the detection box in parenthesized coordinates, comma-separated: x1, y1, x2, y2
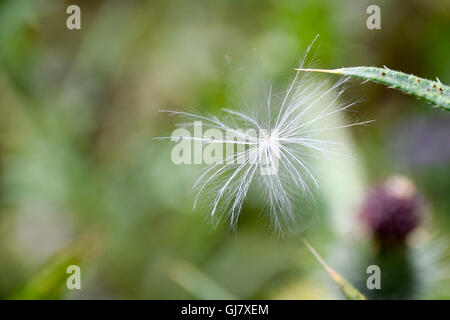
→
(0, 0, 449, 299)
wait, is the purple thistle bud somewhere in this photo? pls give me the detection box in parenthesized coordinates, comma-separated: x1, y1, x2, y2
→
(362, 176, 424, 243)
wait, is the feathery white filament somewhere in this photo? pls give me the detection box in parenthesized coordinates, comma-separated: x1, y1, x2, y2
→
(156, 57, 370, 233)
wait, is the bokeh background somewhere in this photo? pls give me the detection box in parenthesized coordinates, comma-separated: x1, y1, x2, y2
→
(0, 0, 449, 299)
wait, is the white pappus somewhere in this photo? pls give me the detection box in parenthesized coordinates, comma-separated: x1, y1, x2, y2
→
(156, 50, 370, 234)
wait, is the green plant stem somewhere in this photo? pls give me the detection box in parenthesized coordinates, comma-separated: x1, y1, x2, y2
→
(297, 67, 450, 111)
(303, 239, 367, 300)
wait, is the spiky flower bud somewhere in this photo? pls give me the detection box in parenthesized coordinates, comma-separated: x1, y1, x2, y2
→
(362, 176, 424, 243)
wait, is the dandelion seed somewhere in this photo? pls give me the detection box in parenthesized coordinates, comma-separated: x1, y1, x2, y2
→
(156, 51, 369, 234)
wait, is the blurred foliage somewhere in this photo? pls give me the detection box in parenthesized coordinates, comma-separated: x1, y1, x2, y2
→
(10, 233, 101, 299)
(0, 0, 449, 299)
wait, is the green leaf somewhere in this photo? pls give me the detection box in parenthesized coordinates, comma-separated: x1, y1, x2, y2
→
(9, 234, 101, 300)
(303, 240, 367, 300)
(296, 67, 450, 111)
